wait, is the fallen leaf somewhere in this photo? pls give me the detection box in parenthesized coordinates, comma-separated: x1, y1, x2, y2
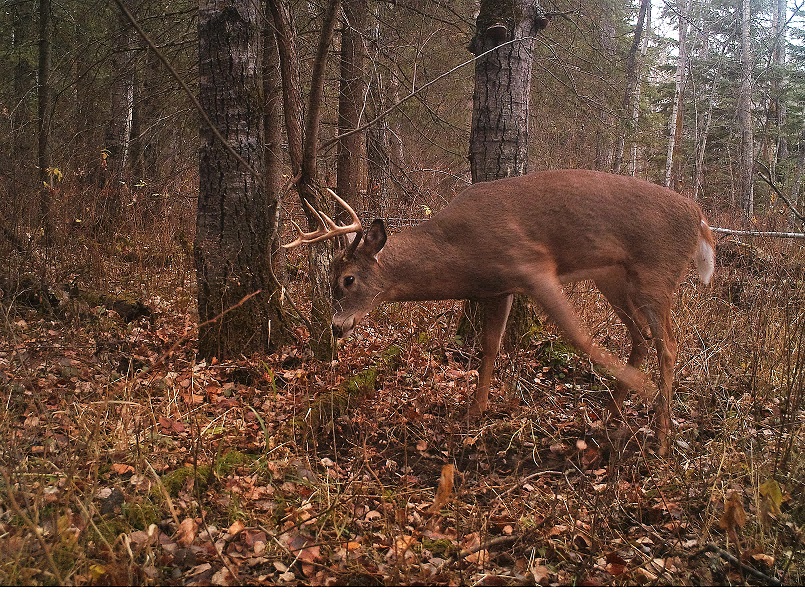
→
(176, 517, 199, 547)
(228, 520, 245, 536)
(342, 540, 361, 551)
(547, 524, 568, 537)
(531, 563, 550, 584)
(365, 510, 382, 520)
(211, 567, 233, 586)
(719, 490, 747, 542)
(111, 463, 135, 475)
(759, 479, 783, 527)
(428, 464, 455, 514)
(751, 553, 775, 567)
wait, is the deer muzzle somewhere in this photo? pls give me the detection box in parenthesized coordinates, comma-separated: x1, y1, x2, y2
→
(332, 315, 356, 339)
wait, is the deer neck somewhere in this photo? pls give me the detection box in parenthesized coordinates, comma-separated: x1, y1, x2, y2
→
(378, 225, 470, 303)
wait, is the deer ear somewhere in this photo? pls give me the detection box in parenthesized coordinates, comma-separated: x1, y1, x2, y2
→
(363, 219, 387, 257)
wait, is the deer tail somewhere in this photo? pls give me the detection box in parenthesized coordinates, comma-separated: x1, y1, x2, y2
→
(695, 219, 715, 285)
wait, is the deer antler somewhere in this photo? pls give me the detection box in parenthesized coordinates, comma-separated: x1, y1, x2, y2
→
(283, 188, 363, 248)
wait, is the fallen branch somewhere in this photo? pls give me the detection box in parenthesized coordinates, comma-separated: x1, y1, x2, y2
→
(711, 227, 805, 239)
(0, 467, 67, 586)
(755, 161, 805, 224)
(438, 529, 538, 572)
(703, 542, 781, 586)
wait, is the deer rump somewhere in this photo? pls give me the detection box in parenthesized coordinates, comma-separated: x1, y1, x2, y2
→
(291, 169, 716, 456)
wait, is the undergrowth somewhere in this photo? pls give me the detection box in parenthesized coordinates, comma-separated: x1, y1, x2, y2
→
(0, 203, 803, 585)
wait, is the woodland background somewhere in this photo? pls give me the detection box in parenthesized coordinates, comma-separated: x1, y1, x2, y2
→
(0, 0, 804, 586)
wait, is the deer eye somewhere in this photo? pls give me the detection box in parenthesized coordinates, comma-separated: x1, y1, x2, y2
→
(343, 275, 355, 287)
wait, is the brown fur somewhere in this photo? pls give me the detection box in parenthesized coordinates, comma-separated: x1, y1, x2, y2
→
(325, 170, 715, 456)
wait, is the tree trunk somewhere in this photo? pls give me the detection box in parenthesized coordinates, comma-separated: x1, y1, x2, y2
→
(772, 0, 788, 172)
(336, 0, 367, 215)
(467, 1, 547, 182)
(270, 0, 341, 361)
(460, 0, 548, 350)
(664, 0, 690, 190)
(737, 0, 754, 214)
(196, 0, 281, 359)
(106, 0, 137, 187)
(694, 58, 719, 203)
(613, 0, 649, 174)
(37, 0, 52, 243)
(262, 1, 294, 348)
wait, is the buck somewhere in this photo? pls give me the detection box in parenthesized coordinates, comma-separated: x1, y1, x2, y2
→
(285, 170, 715, 455)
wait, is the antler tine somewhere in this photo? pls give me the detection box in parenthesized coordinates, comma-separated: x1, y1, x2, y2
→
(282, 189, 363, 249)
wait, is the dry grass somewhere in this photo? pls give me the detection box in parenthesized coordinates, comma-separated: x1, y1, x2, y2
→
(0, 201, 804, 585)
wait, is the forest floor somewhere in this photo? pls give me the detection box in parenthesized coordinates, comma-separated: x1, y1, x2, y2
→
(1, 220, 804, 586)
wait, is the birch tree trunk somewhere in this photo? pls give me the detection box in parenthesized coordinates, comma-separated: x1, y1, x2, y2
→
(106, 0, 137, 186)
(664, 0, 690, 190)
(737, 0, 754, 214)
(613, 0, 649, 174)
(772, 0, 788, 172)
(37, 0, 53, 242)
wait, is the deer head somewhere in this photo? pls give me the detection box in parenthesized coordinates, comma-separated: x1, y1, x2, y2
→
(283, 189, 387, 338)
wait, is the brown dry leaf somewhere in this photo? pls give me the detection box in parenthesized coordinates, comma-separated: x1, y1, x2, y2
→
(719, 491, 747, 541)
(428, 464, 455, 514)
(176, 517, 199, 547)
(416, 440, 428, 452)
(751, 553, 775, 567)
(387, 535, 418, 563)
(531, 563, 550, 584)
(365, 510, 382, 520)
(547, 524, 568, 537)
(342, 540, 361, 551)
(210, 567, 233, 586)
(228, 520, 245, 536)
(550, 442, 569, 454)
(111, 463, 135, 475)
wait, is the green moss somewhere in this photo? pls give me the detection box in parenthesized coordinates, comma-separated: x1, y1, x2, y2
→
(92, 516, 131, 544)
(422, 537, 455, 557)
(213, 450, 253, 477)
(294, 344, 404, 434)
(122, 498, 161, 530)
(161, 465, 212, 497)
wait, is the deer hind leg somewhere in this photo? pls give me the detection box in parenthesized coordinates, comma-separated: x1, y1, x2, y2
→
(639, 297, 678, 457)
(594, 275, 651, 415)
(468, 294, 513, 417)
(526, 274, 653, 401)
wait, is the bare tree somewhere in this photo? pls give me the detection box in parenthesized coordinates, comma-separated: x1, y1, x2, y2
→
(737, 0, 754, 214)
(269, 0, 341, 361)
(105, 0, 137, 187)
(664, 0, 691, 190)
(37, 0, 53, 242)
(460, 0, 548, 349)
(613, 0, 650, 174)
(336, 0, 368, 214)
(196, 0, 283, 359)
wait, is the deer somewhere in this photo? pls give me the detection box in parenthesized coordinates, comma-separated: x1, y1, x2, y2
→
(285, 170, 716, 456)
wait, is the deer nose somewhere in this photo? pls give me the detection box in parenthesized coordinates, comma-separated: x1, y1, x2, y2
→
(332, 316, 355, 339)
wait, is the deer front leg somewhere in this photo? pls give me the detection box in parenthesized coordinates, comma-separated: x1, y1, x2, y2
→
(467, 295, 513, 417)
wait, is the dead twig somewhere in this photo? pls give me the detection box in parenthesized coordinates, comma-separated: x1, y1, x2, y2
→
(703, 542, 782, 586)
(0, 467, 67, 586)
